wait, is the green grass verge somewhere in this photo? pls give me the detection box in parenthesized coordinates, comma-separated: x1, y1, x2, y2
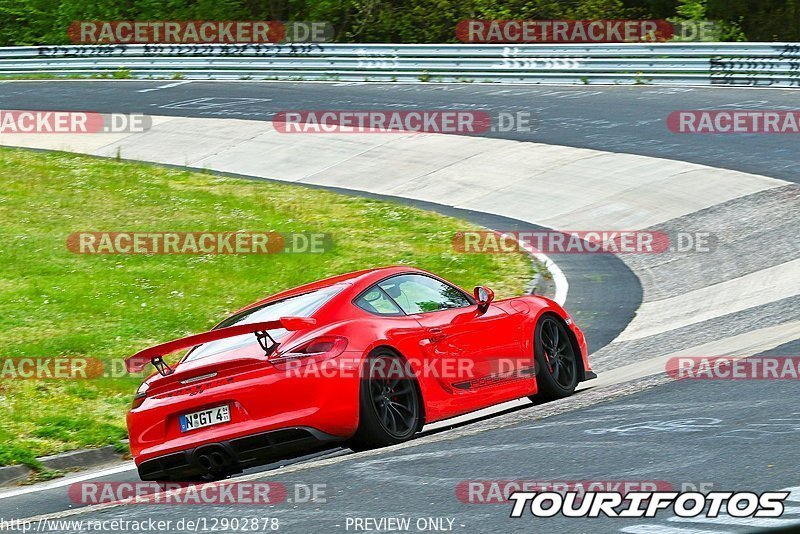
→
(0, 147, 534, 467)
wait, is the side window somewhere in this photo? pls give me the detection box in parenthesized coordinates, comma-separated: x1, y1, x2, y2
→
(378, 275, 472, 314)
(355, 286, 404, 316)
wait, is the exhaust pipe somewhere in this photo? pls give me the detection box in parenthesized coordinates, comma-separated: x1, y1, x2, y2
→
(196, 454, 213, 470)
(193, 445, 236, 476)
(210, 452, 226, 468)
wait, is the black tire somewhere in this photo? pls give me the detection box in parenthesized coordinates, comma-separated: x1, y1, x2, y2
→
(349, 351, 421, 451)
(530, 315, 578, 401)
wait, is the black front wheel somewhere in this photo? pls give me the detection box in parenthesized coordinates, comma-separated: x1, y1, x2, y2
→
(530, 315, 578, 401)
(349, 352, 421, 451)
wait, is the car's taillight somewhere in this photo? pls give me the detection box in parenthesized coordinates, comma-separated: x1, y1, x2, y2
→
(270, 336, 348, 365)
(131, 382, 149, 409)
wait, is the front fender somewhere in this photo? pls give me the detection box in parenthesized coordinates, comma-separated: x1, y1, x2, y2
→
(502, 295, 592, 381)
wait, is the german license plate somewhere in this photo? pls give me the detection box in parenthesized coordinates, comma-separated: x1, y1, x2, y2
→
(179, 405, 230, 432)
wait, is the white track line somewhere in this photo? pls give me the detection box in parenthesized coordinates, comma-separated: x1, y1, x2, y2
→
(530, 250, 568, 306)
(0, 463, 134, 500)
(617, 258, 800, 342)
(594, 319, 800, 386)
(137, 80, 192, 93)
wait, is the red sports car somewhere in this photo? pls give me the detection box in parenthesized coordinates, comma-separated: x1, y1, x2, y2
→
(126, 266, 594, 481)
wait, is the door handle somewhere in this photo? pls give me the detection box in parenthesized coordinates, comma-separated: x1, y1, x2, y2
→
(428, 327, 447, 342)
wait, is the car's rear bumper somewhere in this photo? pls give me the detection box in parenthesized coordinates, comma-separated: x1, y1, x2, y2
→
(128, 350, 365, 467)
(136, 426, 343, 481)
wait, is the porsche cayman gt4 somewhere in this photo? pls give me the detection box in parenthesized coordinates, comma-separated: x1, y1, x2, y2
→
(126, 266, 594, 481)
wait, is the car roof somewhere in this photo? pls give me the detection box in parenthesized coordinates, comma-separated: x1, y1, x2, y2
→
(232, 265, 429, 315)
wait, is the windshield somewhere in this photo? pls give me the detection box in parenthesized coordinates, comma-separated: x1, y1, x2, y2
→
(183, 284, 344, 363)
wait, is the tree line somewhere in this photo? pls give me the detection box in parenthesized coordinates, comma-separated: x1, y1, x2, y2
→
(0, 0, 796, 46)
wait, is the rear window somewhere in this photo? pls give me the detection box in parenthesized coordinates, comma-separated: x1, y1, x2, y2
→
(183, 284, 343, 363)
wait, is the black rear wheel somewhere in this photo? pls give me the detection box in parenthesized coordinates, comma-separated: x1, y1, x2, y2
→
(349, 352, 421, 451)
(530, 315, 578, 401)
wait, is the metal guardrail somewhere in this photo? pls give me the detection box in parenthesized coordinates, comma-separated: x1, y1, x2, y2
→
(1, 42, 799, 86)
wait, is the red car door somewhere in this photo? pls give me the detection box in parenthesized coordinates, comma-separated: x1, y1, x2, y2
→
(376, 274, 530, 414)
(413, 305, 521, 389)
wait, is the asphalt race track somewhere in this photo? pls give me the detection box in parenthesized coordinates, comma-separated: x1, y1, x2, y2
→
(1, 81, 799, 182)
(0, 81, 798, 533)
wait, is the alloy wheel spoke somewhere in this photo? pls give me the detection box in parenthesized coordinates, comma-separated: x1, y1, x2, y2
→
(393, 383, 413, 395)
(551, 322, 559, 350)
(389, 400, 412, 414)
(551, 358, 560, 381)
(380, 405, 391, 426)
(386, 403, 409, 431)
(542, 329, 552, 351)
(562, 364, 573, 383)
(387, 406, 399, 432)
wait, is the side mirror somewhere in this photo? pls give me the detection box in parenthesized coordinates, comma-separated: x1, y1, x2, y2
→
(474, 286, 495, 313)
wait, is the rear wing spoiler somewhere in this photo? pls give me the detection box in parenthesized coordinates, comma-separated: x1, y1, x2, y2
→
(125, 316, 317, 375)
